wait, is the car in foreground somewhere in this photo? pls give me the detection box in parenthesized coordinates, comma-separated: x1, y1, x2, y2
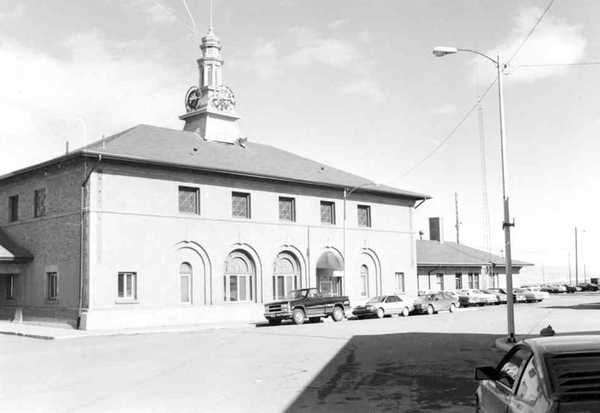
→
(458, 289, 497, 307)
(352, 294, 414, 319)
(413, 292, 458, 315)
(475, 334, 600, 412)
(482, 289, 507, 304)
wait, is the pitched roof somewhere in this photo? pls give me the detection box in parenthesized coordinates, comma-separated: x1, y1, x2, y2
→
(5, 124, 426, 200)
(417, 240, 533, 268)
(0, 227, 33, 262)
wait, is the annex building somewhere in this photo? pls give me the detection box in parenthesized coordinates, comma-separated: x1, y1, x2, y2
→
(0, 26, 429, 330)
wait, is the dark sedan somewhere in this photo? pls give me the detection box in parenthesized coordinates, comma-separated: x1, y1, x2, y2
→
(413, 292, 458, 315)
(352, 295, 414, 319)
(475, 335, 600, 412)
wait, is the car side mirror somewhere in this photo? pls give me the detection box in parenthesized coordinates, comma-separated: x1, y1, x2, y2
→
(475, 366, 498, 381)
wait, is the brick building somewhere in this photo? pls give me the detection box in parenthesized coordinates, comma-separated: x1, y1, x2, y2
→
(0, 26, 429, 330)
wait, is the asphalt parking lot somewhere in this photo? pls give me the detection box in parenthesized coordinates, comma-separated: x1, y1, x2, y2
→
(1, 293, 599, 413)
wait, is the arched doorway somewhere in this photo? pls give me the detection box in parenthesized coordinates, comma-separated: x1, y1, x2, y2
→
(316, 250, 343, 296)
(272, 252, 300, 300)
(224, 250, 256, 302)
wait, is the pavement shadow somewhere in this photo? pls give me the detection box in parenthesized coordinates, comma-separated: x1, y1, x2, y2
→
(544, 302, 600, 310)
(284, 332, 506, 413)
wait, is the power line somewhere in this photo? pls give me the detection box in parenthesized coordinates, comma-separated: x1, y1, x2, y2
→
(516, 62, 600, 68)
(508, 0, 557, 64)
(392, 78, 496, 182)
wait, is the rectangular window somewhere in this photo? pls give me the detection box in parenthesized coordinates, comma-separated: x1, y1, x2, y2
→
(436, 273, 444, 291)
(232, 192, 251, 218)
(180, 275, 191, 303)
(47, 272, 58, 300)
(118, 272, 137, 299)
(455, 273, 462, 290)
(357, 205, 371, 227)
(360, 274, 368, 296)
(34, 188, 46, 217)
(468, 273, 480, 289)
(278, 197, 296, 222)
(320, 201, 336, 225)
(6, 275, 15, 300)
(395, 272, 405, 293)
(178, 186, 199, 214)
(8, 195, 18, 222)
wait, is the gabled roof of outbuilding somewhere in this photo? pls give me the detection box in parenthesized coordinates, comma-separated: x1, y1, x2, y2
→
(417, 240, 533, 268)
(0, 124, 429, 201)
(0, 227, 33, 262)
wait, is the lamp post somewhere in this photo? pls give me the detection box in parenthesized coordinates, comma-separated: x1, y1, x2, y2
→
(343, 182, 379, 296)
(433, 46, 516, 343)
(575, 227, 586, 286)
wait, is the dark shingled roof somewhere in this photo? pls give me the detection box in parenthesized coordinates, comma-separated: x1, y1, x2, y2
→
(417, 240, 533, 268)
(0, 227, 33, 261)
(75, 124, 429, 200)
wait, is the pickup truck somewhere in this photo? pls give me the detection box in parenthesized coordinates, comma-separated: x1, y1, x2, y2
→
(264, 288, 351, 325)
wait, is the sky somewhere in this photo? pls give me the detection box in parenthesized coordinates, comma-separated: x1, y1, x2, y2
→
(1, 0, 599, 284)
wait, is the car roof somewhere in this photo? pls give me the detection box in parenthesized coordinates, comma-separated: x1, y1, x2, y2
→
(525, 335, 600, 353)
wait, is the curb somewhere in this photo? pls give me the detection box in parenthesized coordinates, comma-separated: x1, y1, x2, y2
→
(495, 337, 517, 352)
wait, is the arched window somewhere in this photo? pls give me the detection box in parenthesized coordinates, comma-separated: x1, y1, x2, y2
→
(273, 252, 300, 300)
(360, 265, 369, 297)
(224, 251, 255, 302)
(180, 262, 192, 304)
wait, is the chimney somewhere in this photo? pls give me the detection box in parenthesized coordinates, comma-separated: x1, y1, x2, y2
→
(429, 217, 444, 242)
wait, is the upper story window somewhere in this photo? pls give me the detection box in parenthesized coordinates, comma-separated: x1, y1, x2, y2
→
(8, 195, 18, 222)
(278, 197, 296, 222)
(178, 186, 200, 214)
(47, 272, 58, 300)
(320, 201, 336, 225)
(232, 192, 251, 219)
(357, 205, 371, 227)
(34, 188, 46, 218)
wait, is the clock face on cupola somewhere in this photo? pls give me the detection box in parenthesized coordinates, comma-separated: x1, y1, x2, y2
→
(179, 9, 243, 142)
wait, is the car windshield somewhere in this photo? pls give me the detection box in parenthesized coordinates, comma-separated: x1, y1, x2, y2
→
(366, 296, 385, 304)
(472, 289, 483, 294)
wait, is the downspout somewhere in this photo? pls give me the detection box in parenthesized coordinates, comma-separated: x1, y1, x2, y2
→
(78, 154, 101, 329)
(427, 265, 442, 291)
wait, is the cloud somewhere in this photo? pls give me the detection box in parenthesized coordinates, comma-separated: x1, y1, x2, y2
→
(0, 4, 25, 20)
(0, 32, 186, 174)
(433, 104, 458, 116)
(328, 19, 348, 30)
(472, 6, 586, 84)
(242, 26, 386, 103)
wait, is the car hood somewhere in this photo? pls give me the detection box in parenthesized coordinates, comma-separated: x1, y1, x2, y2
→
(264, 299, 290, 306)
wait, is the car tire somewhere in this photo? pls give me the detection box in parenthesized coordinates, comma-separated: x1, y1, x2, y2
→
(309, 317, 321, 323)
(376, 308, 384, 319)
(268, 319, 281, 326)
(292, 308, 305, 325)
(449, 303, 456, 313)
(401, 307, 410, 317)
(427, 305, 435, 315)
(332, 306, 344, 322)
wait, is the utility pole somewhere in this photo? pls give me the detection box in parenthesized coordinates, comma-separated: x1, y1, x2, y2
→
(575, 227, 579, 286)
(454, 192, 460, 244)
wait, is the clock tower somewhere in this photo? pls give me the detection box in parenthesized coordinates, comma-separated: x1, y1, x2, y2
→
(179, 19, 243, 143)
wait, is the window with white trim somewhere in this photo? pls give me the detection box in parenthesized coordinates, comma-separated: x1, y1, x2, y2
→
(118, 272, 137, 300)
(47, 272, 58, 300)
(278, 197, 296, 222)
(5, 275, 15, 300)
(34, 188, 46, 217)
(178, 186, 200, 214)
(180, 262, 192, 304)
(272, 252, 300, 300)
(357, 205, 371, 227)
(232, 192, 251, 219)
(224, 251, 255, 302)
(320, 201, 335, 225)
(360, 265, 369, 296)
(395, 272, 405, 293)
(436, 273, 444, 291)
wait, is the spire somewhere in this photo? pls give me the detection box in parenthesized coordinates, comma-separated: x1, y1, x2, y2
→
(179, 3, 243, 143)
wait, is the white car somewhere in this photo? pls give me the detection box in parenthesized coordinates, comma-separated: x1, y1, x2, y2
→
(459, 289, 498, 306)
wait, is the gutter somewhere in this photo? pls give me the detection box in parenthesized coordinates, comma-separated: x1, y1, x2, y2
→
(78, 154, 102, 329)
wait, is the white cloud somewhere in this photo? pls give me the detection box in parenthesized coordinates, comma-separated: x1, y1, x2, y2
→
(433, 104, 458, 116)
(0, 4, 25, 20)
(0, 32, 187, 175)
(328, 19, 348, 30)
(472, 6, 586, 84)
(339, 79, 386, 103)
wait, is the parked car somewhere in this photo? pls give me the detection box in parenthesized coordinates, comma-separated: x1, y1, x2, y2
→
(514, 288, 542, 303)
(263, 288, 350, 325)
(539, 285, 557, 293)
(578, 283, 599, 291)
(521, 287, 547, 302)
(352, 294, 414, 319)
(482, 289, 507, 304)
(526, 286, 550, 300)
(475, 335, 600, 412)
(458, 289, 496, 307)
(552, 284, 567, 293)
(413, 292, 458, 315)
(563, 284, 578, 293)
(442, 290, 461, 307)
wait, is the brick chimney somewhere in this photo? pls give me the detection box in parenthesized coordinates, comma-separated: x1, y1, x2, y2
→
(429, 217, 444, 243)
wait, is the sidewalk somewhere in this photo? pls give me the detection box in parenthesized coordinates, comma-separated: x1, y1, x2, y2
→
(0, 318, 264, 340)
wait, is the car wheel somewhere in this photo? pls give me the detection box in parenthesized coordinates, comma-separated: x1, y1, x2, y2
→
(332, 306, 344, 322)
(268, 319, 281, 326)
(401, 307, 410, 317)
(292, 308, 305, 325)
(376, 308, 384, 319)
(449, 303, 456, 313)
(427, 305, 435, 315)
(309, 317, 321, 323)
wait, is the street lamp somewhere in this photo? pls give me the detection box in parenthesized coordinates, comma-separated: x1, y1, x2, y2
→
(575, 227, 586, 286)
(433, 46, 516, 343)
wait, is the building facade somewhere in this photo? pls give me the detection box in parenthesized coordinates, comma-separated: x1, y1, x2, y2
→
(0, 26, 429, 330)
